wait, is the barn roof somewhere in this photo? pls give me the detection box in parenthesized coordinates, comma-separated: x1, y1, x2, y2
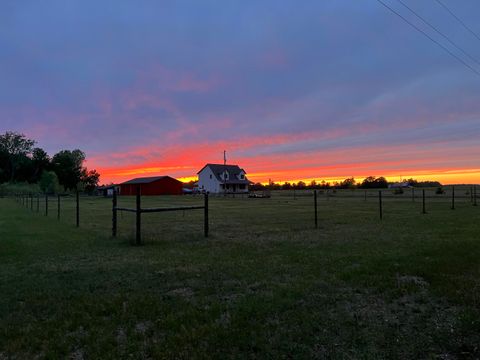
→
(121, 176, 179, 185)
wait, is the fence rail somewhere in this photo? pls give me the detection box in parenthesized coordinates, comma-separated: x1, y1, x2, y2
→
(112, 187, 209, 245)
(9, 184, 478, 245)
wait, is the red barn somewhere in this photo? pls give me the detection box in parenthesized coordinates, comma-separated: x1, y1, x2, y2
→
(119, 176, 183, 196)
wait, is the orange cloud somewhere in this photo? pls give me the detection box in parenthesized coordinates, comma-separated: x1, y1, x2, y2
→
(90, 131, 480, 185)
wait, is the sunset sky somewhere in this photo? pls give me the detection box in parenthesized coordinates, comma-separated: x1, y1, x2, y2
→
(1, 1, 479, 185)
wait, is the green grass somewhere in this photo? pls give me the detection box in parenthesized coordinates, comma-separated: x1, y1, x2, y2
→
(1, 190, 480, 358)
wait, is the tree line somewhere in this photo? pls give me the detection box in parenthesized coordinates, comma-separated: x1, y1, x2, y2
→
(0, 131, 100, 193)
(249, 176, 441, 191)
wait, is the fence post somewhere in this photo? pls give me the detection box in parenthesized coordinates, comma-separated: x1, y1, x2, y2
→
(412, 187, 415, 202)
(135, 186, 142, 245)
(45, 194, 48, 216)
(204, 192, 209, 237)
(471, 186, 474, 203)
(422, 189, 426, 214)
(112, 189, 117, 238)
(30, 193, 33, 211)
(314, 190, 318, 228)
(474, 185, 478, 206)
(57, 194, 61, 220)
(379, 190, 383, 220)
(76, 191, 79, 227)
(37, 194, 40, 213)
(451, 186, 455, 210)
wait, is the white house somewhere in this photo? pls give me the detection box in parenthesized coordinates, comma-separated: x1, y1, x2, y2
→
(197, 163, 250, 194)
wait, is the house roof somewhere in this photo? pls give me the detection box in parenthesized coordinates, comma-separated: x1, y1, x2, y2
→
(197, 163, 249, 184)
(121, 176, 178, 185)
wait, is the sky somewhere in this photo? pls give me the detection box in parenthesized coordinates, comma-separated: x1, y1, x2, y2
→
(1, 0, 480, 185)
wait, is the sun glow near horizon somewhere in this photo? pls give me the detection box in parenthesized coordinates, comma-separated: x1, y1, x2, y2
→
(96, 163, 480, 186)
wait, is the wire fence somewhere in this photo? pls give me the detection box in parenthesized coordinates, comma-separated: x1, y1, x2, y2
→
(9, 185, 478, 245)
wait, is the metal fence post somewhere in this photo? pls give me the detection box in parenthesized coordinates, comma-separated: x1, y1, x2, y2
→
(204, 192, 209, 237)
(112, 189, 117, 237)
(57, 194, 61, 220)
(136, 186, 141, 245)
(37, 194, 40, 213)
(314, 190, 318, 228)
(474, 185, 478, 206)
(422, 189, 426, 214)
(451, 186, 455, 210)
(76, 191, 79, 227)
(379, 190, 383, 220)
(412, 187, 415, 202)
(45, 194, 48, 216)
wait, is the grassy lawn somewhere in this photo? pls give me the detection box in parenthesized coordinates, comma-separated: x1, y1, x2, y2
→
(1, 189, 480, 358)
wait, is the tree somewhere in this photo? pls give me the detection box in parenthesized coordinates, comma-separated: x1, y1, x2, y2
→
(250, 182, 264, 191)
(319, 180, 330, 189)
(296, 181, 306, 189)
(0, 131, 35, 182)
(374, 177, 388, 188)
(0, 147, 8, 182)
(51, 149, 86, 190)
(81, 169, 100, 194)
(39, 171, 60, 194)
(31, 147, 50, 182)
(360, 176, 388, 189)
(282, 182, 292, 190)
(339, 177, 356, 189)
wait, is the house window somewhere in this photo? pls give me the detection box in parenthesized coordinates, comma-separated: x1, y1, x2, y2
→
(210, 174, 212, 179)
(240, 174, 244, 179)
(239, 184, 245, 189)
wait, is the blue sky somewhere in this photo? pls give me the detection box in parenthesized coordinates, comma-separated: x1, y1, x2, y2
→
(1, 0, 480, 183)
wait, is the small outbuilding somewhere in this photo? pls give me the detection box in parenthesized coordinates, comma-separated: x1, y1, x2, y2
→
(119, 176, 183, 196)
(96, 185, 120, 197)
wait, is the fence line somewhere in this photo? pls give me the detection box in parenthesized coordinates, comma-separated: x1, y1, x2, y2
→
(9, 185, 479, 244)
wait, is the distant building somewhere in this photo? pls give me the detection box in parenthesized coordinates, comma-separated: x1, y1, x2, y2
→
(197, 163, 249, 194)
(119, 176, 183, 196)
(388, 181, 411, 189)
(96, 184, 120, 197)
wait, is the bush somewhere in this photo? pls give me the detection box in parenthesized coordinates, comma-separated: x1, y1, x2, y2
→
(0, 182, 40, 196)
(435, 187, 445, 195)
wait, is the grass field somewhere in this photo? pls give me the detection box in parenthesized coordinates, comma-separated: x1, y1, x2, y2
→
(1, 189, 480, 358)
